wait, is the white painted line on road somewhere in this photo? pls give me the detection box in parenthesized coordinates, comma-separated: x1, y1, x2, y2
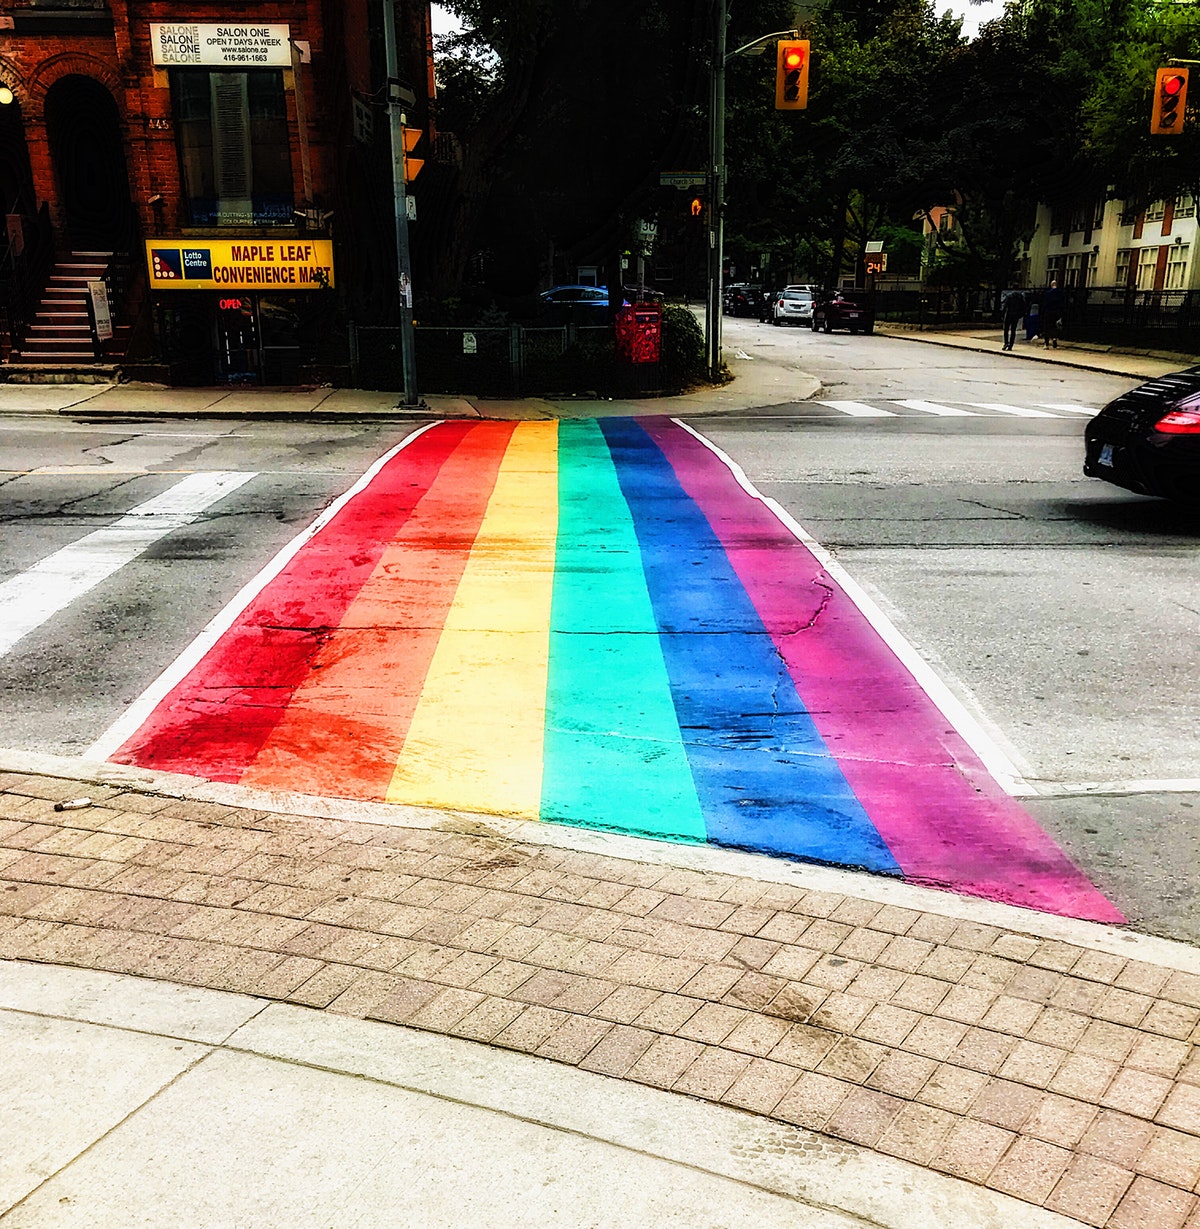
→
(86, 424, 440, 763)
(1042, 777, 1200, 797)
(670, 419, 1037, 799)
(1037, 403, 1096, 415)
(968, 402, 1061, 419)
(819, 400, 896, 417)
(890, 399, 976, 417)
(0, 472, 256, 660)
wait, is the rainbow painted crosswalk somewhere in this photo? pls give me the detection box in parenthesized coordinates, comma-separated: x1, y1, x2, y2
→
(109, 418, 1122, 923)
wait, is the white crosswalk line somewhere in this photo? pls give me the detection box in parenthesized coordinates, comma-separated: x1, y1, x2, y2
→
(890, 399, 976, 417)
(1037, 403, 1096, 415)
(0, 471, 256, 659)
(819, 400, 897, 417)
(968, 402, 1061, 418)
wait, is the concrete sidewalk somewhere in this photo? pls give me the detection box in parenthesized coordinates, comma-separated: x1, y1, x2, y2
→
(877, 323, 1197, 382)
(1, 318, 1181, 424)
(2, 762, 1199, 1228)
(0, 342, 820, 422)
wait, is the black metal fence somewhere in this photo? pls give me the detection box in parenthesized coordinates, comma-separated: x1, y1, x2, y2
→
(876, 284, 1200, 353)
(351, 323, 617, 395)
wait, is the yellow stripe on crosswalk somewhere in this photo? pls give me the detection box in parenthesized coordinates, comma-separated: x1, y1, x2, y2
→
(386, 421, 558, 818)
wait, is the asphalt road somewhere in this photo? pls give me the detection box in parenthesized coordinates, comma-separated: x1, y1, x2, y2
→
(1, 332, 1197, 940)
(700, 320, 1200, 941)
(0, 418, 408, 755)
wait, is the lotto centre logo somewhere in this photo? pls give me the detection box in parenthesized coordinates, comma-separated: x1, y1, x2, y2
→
(150, 249, 182, 279)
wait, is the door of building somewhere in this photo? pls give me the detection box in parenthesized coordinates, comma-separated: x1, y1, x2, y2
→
(44, 75, 134, 253)
(215, 296, 259, 382)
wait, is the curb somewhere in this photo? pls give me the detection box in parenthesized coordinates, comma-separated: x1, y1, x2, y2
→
(875, 328, 1182, 381)
(5, 745, 1198, 976)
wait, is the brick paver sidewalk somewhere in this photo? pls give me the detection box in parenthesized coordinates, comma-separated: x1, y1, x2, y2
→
(2, 770, 1199, 1229)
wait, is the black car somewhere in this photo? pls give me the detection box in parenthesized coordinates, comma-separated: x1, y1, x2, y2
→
(723, 283, 764, 317)
(1084, 370, 1200, 504)
(811, 288, 875, 334)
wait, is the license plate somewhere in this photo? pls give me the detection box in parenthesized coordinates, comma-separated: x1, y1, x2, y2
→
(1098, 443, 1114, 467)
(846, 312, 859, 318)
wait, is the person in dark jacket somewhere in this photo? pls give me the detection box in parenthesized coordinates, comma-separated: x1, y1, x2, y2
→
(1000, 290, 1027, 351)
(1041, 280, 1065, 348)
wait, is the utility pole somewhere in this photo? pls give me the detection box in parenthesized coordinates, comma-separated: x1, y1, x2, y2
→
(706, 0, 728, 383)
(382, 0, 418, 406)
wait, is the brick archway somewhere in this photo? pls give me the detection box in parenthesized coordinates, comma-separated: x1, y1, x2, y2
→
(0, 59, 35, 216)
(0, 56, 29, 107)
(42, 72, 134, 251)
(28, 54, 124, 119)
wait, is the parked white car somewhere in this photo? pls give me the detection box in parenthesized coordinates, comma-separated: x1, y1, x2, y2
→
(770, 288, 814, 326)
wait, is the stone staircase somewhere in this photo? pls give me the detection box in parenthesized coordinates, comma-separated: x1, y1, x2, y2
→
(7, 251, 125, 378)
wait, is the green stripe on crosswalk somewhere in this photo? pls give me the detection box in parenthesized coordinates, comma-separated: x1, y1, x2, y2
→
(540, 420, 705, 840)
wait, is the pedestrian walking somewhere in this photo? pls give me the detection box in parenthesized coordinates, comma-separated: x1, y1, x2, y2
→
(1000, 289, 1027, 351)
(1041, 280, 1064, 348)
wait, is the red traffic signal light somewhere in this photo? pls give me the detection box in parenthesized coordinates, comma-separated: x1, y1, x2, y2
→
(775, 40, 809, 111)
(1151, 67, 1189, 134)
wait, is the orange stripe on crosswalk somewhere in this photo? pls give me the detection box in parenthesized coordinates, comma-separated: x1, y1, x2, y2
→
(240, 422, 516, 800)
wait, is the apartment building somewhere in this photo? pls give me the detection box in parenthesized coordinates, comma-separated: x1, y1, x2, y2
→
(0, 0, 432, 383)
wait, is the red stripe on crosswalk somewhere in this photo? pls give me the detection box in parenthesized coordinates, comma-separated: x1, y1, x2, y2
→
(111, 422, 477, 780)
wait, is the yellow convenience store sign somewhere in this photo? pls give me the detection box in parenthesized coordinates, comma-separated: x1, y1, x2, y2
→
(145, 239, 335, 290)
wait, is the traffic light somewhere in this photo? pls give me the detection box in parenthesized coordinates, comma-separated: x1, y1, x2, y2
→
(1151, 67, 1188, 135)
(402, 126, 424, 182)
(688, 193, 705, 222)
(775, 40, 809, 111)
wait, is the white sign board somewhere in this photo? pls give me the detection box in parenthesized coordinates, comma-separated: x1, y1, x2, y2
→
(150, 24, 291, 67)
(87, 280, 113, 342)
(462, 332, 477, 355)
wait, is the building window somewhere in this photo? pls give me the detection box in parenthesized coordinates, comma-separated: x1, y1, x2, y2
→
(1136, 247, 1159, 290)
(1177, 194, 1196, 219)
(1115, 248, 1132, 285)
(1166, 244, 1190, 290)
(171, 70, 293, 226)
(1146, 200, 1167, 223)
(1069, 200, 1104, 232)
(1045, 254, 1065, 283)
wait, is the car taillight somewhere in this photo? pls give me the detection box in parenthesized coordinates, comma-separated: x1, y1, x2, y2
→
(1155, 409, 1200, 433)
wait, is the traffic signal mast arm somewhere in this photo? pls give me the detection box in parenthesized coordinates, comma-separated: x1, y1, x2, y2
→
(726, 27, 799, 60)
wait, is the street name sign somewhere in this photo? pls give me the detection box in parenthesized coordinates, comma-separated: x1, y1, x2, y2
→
(659, 171, 707, 188)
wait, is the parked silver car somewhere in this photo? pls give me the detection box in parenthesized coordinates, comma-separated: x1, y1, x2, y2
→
(770, 288, 814, 326)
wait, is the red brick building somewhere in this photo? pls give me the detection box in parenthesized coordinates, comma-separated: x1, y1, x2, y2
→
(0, 0, 432, 383)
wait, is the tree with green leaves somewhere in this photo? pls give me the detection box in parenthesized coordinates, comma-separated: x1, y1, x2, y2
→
(419, 0, 710, 303)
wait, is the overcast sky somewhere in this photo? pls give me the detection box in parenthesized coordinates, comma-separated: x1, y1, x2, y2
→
(430, 2, 1010, 43)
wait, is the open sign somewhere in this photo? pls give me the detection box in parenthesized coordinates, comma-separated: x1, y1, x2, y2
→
(219, 297, 246, 311)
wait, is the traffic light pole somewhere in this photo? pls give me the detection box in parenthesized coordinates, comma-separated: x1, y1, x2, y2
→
(706, 0, 728, 383)
(382, 0, 419, 407)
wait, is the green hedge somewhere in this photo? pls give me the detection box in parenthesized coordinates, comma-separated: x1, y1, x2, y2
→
(659, 304, 707, 391)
